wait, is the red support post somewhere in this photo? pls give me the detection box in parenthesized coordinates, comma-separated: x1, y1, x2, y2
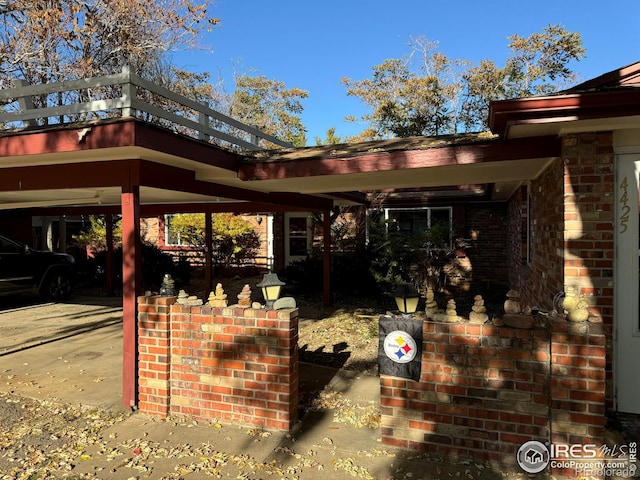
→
(323, 210, 331, 307)
(121, 185, 142, 408)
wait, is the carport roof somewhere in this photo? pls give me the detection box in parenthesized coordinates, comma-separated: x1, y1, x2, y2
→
(0, 119, 561, 210)
(239, 132, 560, 202)
(2, 61, 640, 212)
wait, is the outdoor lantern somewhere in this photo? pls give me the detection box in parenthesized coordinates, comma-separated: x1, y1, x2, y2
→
(257, 272, 285, 308)
(394, 283, 420, 316)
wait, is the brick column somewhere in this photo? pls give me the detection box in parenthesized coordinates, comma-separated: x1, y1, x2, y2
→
(137, 295, 174, 416)
(562, 133, 615, 408)
(549, 320, 606, 476)
(137, 297, 299, 430)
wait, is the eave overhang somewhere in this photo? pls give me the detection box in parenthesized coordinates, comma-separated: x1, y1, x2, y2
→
(0, 119, 334, 211)
(489, 86, 640, 139)
(239, 135, 560, 181)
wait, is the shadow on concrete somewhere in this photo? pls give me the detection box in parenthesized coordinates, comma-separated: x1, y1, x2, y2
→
(0, 317, 122, 356)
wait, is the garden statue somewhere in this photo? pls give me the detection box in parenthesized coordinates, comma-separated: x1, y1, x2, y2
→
(159, 273, 176, 296)
(425, 286, 439, 318)
(207, 283, 228, 308)
(561, 286, 578, 315)
(567, 294, 590, 322)
(177, 289, 203, 306)
(469, 295, 489, 324)
(504, 290, 522, 314)
(446, 299, 459, 322)
(176, 289, 188, 303)
(501, 288, 536, 329)
(237, 284, 253, 307)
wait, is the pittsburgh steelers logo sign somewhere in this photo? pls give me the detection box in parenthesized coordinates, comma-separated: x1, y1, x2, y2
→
(378, 316, 422, 381)
(383, 330, 417, 364)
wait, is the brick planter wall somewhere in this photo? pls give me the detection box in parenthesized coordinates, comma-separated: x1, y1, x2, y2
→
(137, 295, 299, 431)
(380, 319, 606, 474)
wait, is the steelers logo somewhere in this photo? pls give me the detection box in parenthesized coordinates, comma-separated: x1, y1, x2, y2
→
(383, 330, 417, 364)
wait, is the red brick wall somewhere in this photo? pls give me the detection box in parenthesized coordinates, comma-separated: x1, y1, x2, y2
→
(380, 319, 606, 473)
(508, 158, 565, 311)
(562, 133, 615, 327)
(508, 133, 615, 405)
(138, 296, 172, 416)
(463, 203, 509, 290)
(137, 296, 299, 431)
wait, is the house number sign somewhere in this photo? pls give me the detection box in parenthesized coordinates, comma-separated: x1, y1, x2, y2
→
(619, 175, 630, 234)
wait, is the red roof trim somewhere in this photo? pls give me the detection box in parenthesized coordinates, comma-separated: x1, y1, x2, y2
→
(567, 61, 640, 91)
(489, 88, 640, 136)
(0, 119, 241, 171)
(239, 136, 560, 181)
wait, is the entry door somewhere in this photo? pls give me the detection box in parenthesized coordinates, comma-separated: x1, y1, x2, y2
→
(615, 154, 640, 414)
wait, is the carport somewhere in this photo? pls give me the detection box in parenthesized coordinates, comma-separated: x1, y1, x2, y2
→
(0, 68, 559, 408)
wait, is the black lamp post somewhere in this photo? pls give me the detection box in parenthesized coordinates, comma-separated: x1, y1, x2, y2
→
(394, 283, 420, 316)
(256, 272, 285, 308)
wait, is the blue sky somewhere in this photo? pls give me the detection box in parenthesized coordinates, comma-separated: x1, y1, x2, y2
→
(178, 0, 640, 145)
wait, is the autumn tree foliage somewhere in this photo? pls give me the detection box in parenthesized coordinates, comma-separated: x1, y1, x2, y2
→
(169, 213, 260, 267)
(342, 25, 586, 139)
(0, 0, 218, 86)
(0, 1, 308, 147)
(229, 75, 308, 147)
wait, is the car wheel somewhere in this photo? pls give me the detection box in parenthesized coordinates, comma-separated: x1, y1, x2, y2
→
(43, 272, 72, 301)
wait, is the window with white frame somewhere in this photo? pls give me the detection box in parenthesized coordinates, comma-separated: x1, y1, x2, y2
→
(384, 207, 453, 248)
(164, 214, 187, 246)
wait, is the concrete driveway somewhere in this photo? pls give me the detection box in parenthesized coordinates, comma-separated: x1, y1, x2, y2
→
(0, 295, 126, 411)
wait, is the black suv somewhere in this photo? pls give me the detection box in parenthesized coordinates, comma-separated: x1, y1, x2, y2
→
(0, 235, 75, 301)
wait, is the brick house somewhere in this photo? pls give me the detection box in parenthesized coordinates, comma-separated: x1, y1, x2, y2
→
(1, 61, 640, 469)
(236, 61, 640, 465)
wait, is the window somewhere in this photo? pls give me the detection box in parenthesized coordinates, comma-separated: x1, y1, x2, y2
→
(0, 236, 23, 254)
(288, 217, 309, 256)
(164, 214, 188, 246)
(384, 207, 453, 248)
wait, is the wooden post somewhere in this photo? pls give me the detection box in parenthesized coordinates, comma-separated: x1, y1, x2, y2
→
(15, 79, 37, 128)
(323, 210, 331, 307)
(121, 65, 134, 118)
(121, 184, 141, 408)
(198, 110, 208, 141)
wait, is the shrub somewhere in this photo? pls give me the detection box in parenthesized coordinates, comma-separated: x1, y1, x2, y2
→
(280, 249, 380, 298)
(89, 243, 191, 289)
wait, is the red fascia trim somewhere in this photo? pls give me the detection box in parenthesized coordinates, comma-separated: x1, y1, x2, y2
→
(131, 122, 240, 171)
(489, 88, 640, 136)
(0, 119, 242, 171)
(238, 136, 560, 181)
(0, 121, 136, 157)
